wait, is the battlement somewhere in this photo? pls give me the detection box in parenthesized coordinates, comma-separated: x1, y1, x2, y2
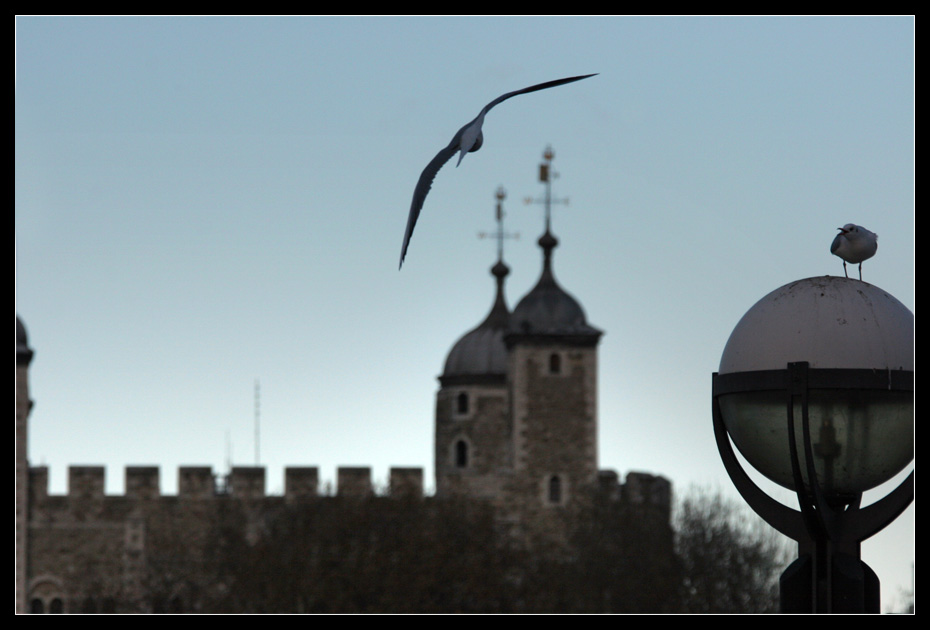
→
(179, 466, 215, 498)
(284, 467, 319, 502)
(389, 467, 424, 499)
(226, 467, 265, 499)
(598, 469, 672, 513)
(30, 465, 663, 508)
(69, 466, 105, 500)
(29, 464, 426, 501)
(337, 466, 373, 497)
(126, 466, 159, 500)
(622, 471, 672, 509)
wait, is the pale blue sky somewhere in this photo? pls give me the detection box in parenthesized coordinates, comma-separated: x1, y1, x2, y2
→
(15, 16, 914, 610)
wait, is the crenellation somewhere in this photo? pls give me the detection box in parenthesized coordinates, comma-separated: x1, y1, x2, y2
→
(69, 466, 105, 500)
(337, 466, 372, 497)
(597, 469, 621, 501)
(29, 466, 49, 504)
(389, 467, 424, 499)
(125, 467, 159, 500)
(29, 465, 433, 501)
(228, 466, 265, 499)
(622, 472, 672, 514)
(178, 466, 215, 499)
(284, 466, 319, 502)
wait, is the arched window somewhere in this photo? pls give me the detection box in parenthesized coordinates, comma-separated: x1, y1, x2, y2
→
(548, 475, 562, 504)
(455, 440, 469, 468)
(548, 353, 561, 374)
(28, 581, 65, 614)
(456, 391, 469, 414)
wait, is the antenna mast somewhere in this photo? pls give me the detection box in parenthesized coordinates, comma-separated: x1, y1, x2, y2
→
(254, 378, 260, 466)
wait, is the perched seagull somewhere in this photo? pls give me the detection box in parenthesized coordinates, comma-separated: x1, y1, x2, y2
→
(398, 73, 598, 268)
(831, 223, 878, 280)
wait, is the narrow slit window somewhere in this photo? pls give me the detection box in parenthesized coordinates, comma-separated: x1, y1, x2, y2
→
(456, 391, 469, 414)
(548, 475, 562, 504)
(549, 353, 561, 374)
(455, 440, 469, 468)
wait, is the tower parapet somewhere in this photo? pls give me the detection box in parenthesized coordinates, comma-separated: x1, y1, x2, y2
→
(337, 466, 373, 497)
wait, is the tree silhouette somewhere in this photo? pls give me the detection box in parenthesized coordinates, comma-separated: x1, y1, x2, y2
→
(674, 485, 792, 613)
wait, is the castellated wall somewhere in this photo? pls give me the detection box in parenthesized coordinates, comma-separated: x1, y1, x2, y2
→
(25, 464, 424, 614)
(30, 464, 425, 501)
(28, 464, 429, 520)
(26, 463, 671, 613)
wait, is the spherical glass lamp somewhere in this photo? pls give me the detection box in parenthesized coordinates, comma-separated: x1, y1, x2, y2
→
(715, 276, 913, 502)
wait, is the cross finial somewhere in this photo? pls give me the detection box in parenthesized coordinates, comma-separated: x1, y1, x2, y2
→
(524, 145, 569, 234)
(479, 186, 519, 263)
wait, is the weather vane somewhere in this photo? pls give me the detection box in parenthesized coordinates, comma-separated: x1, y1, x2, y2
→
(524, 145, 569, 233)
(479, 186, 519, 262)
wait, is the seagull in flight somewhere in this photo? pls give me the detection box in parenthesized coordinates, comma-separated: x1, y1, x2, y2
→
(831, 223, 878, 280)
(398, 73, 597, 268)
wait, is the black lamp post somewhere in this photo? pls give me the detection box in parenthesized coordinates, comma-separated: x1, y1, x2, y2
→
(712, 277, 913, 613)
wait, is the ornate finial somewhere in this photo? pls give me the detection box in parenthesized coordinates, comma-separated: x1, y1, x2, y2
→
(543, 145, 554, 162)
(524, 145, 569, 235)
(479, 186, 519, 265)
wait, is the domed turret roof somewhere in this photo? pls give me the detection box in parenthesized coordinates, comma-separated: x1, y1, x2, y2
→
(508, 231, 601, 341)
(441, 261, 511, 384)
(719, 276, 913, 373)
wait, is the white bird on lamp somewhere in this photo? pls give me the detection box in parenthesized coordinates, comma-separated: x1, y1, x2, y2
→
(831, 223, 878, 280)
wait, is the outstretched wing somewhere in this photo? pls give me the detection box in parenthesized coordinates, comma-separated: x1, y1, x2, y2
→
(399, 139, 460, 268)
(399, 73, 597, 269)
(478, 73, 598, 117)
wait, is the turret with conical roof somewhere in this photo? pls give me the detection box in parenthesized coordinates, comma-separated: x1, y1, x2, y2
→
(501, 147, 602, 548)
(507, 228, 601, 344)
(435, 190, 515, 500)
(440, 259, 511, 386)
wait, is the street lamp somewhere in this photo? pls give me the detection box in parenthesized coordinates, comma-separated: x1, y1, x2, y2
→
(712, 276, 913, 613)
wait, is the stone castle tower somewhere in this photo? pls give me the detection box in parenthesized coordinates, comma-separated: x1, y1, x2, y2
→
(15, 150, 672, 613)
(503, 226, 603, 547)
(435, 168, 604, 549)
(16, 316, 35, 614)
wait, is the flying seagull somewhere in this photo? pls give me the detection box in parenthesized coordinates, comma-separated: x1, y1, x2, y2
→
(831, 223, 878, 280)
(398, 73, 597, 268)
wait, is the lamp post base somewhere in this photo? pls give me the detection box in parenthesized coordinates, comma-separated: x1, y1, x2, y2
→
(779, 553, 880, 613)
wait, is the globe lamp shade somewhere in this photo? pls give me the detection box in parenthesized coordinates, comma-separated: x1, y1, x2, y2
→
(717, 277, 913, 497)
